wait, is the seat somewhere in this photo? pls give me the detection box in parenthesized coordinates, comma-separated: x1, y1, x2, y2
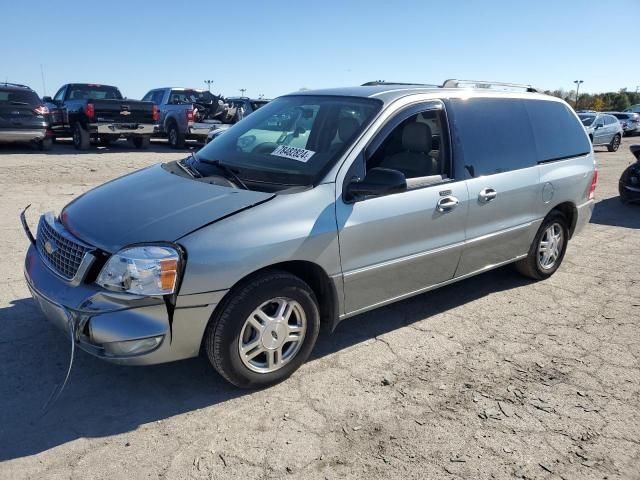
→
(379, 122, 438, 178)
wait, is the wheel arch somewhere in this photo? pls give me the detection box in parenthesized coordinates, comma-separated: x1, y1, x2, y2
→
(202, 260, 341, 351)
(550, 201, 578, 238)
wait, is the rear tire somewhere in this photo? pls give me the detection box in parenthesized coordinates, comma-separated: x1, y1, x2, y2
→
(167, 123, 185, 149)
(38, 137, 52, 151)
(131, 136, 150, 149)
(204, 271, 320, 388)
(515, 211, 569, 280)
(73, 123, 90, 150)
(608, 134, 621, 152)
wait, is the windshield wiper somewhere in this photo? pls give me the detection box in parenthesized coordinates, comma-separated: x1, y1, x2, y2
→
(198, 158, 249, 190)
(177, 154, 202, 178)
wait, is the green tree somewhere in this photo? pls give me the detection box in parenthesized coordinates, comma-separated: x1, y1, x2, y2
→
(612, 93, 631, 112)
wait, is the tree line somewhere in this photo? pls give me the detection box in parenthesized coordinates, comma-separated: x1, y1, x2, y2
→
(543, 88, 640, 112)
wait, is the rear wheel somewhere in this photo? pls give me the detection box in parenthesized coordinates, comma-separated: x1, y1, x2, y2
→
(204, 271, 320, 388)
(131, 136, 150, 149)
(167, 123, 185, 149)
(608, 134, 621, 152)
(72, 123, 90, 150)
(515, 212, 569, 280)
(38, 137, 52, 151)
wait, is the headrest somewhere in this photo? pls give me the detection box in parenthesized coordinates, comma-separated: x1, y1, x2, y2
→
(337, 117, 360, 142)
(402, 122, 432, 153)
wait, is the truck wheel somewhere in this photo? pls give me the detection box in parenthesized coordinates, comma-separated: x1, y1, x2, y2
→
(204, 271, 320, 388)
(38, 137, 52, 151)
(607, 134, 621, 152)
(167, 123, 185, 149)
(131, 136, 150, 149)
(73, 123, 90, 150)
(515, 211, 569, 280)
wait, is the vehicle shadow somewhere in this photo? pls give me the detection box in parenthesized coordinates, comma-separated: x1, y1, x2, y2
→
(590, 196, 640, 229)
(0, 265, 529, 461)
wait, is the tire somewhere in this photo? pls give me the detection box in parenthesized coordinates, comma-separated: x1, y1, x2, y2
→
(619, 165, 635, 203)
(515, 211, 569, 280)
(131, 136, 150, 149)
(72, 123, 90, 150)
(608, 134, 621, 152)
(38, 137, 52, 151)
(204, 271, 320, 388)
(99, 137, 113, 147)
(167, 123, 185, 149)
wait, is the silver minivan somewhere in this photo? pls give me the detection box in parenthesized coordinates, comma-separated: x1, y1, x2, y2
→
(23, 81, 597, 388)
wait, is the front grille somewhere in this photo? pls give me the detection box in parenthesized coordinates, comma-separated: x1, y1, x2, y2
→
(36, 215, 92, 280)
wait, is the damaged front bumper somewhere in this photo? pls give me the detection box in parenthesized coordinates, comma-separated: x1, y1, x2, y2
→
(22, 215, 226, 366)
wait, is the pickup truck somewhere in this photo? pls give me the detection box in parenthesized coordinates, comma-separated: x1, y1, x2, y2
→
(44, 84, 158, 150)
(142, 87, 241, 148)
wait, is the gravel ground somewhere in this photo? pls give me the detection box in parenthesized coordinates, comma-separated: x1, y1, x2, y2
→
(0, 137, 639, 480)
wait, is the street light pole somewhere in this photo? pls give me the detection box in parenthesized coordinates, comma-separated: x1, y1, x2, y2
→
(239, 88, 247, 97)
(204, 80, 214, 92)
(573, 80, 584, 110)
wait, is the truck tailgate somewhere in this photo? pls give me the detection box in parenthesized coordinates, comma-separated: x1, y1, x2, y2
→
(92, 99, 155, 124)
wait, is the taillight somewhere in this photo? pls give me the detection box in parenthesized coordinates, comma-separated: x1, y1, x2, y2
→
(84, 103, 95, 119)
(152, 104, 158, 122)
(588, 168, 598, 200)
(33, 105, 49, 115)
(186, 108, 194, 123)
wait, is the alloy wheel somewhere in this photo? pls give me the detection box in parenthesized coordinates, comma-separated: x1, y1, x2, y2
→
(238, 297, 307, 373)
(538, 223, 564, 270)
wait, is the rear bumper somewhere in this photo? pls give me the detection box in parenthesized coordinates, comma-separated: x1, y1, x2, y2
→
(93, 123, 156, 136)
(24, 242, 226, 365)
(188, 122, 216, 139)
(0, 129, 47, 142)
(573, 199, 595, 236)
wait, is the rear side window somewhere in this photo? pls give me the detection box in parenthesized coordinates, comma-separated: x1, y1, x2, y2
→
(524, 100, 591, 162)
(451, 98, 536, 176)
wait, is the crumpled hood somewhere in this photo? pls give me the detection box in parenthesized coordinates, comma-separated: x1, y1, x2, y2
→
(61, 164, 274, 252)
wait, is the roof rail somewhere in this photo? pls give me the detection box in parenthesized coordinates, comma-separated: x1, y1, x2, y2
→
(442, 79, 538, 93)
(2, 82, 31, 89)
(361, 81, 440, 88)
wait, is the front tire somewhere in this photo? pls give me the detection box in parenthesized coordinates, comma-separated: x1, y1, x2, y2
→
(204, 271, 320, 388)
(73, 123, 90, 150)
(608, 134, 621, 152)
(515, 212, 569, 280)
(38, 137, 52, 151)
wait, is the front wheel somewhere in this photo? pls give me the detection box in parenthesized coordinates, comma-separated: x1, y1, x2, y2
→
(608, 134, 621, 152)
(72, 123, 90, 150)
(167, 123, 185, 149)
(515, 212, 569, 280)
(38, 137, 52, 151)
(204, 271, 320, 388)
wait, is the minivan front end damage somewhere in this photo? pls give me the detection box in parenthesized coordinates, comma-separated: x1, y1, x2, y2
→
(22, 209, 226, 366)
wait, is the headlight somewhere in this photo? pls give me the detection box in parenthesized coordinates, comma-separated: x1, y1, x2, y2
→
(97, 245, 180, 296)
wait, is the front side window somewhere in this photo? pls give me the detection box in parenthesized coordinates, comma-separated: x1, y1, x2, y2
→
(53, 86, 66, 102)
(366, 109, 450, 186)
(141, 91, 154, 102)
(579, 114, 596, 126)
(192, 95, 381, 186)
(451, 98, 536, 176)
(169, 90, 214, 105)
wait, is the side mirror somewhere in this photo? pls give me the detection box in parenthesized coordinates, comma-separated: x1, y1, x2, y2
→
(630, 144, 640, 162)
(42, 96, 53, 103)
(595, 122, 604, 129)
(346, 167, 407, 201)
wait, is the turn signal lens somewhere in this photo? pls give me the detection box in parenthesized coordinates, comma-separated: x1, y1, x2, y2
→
(159, 258, 178, 291)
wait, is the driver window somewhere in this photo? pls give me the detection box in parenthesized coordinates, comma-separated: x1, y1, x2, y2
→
(367, 109, 450, 188)
(54, 87, 66, 102)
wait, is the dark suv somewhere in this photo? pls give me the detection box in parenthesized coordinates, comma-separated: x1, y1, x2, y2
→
(0, 83, 51, 150)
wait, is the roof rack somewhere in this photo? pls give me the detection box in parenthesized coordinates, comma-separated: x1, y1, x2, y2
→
(442, 79, 538, 93)
(2, 82, 31, 89)
(361, 81, 440, 88)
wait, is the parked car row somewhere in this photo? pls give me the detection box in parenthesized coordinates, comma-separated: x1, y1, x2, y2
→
(1, 81, 270, 151)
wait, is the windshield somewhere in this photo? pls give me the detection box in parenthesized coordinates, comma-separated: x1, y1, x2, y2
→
(578, 114, 596, 126)
(250, 100, 269, 111)
(67, 85, 122, 100)
(191, 95, 381, 187)
(169, 90, 215, 104)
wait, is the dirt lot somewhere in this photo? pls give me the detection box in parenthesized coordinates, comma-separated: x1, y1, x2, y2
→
(0, 137, 638, 480)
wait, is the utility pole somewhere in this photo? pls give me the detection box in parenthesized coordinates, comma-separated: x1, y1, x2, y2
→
(204, 80, 214, 92)
(258, 93, 264, 99)
(239, 88, 247, 97)
(573, 80, 584, 110)
(40, 64, 47, 96)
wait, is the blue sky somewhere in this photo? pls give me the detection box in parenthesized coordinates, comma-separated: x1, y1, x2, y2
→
(2, 0, 638, 99)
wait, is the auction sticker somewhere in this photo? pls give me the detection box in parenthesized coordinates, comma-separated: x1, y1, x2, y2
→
(271, 145, 315, 162)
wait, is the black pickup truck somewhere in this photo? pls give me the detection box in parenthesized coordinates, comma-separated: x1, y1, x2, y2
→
(44, 84, 157, 150)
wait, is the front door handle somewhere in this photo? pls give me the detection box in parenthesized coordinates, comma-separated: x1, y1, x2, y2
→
(437, 195, 459, 212)
(479, 188, 497, 202)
